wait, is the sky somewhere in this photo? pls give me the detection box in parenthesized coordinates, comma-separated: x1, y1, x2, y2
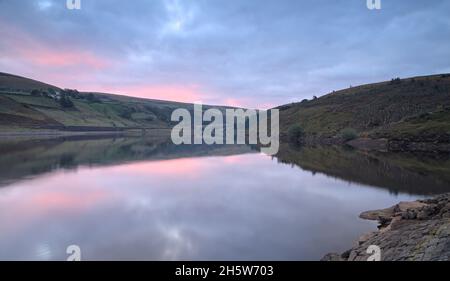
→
(0, 0, 449, 109)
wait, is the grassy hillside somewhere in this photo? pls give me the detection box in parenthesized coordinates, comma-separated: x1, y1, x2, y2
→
(0, 72, 218, 132)
(371, 107, 450, 141)
(3, 71, 450, 145)
(279, 74, 450, 143)
(0, 72, 60, 92)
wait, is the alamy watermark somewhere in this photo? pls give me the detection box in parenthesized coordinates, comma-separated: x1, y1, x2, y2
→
(66, 244, 81, 261)
(67, 1, 380, 12)
(367, 245, 381, 261)
(67, 0, 81, 10)
(367, 0, 381, 10)
(170, 104, 280, 156)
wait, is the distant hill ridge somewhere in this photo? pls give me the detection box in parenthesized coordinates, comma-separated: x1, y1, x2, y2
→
(1, 71, 450, 149)
(279, 73, 450, 147)
(0, 72, 206, 131)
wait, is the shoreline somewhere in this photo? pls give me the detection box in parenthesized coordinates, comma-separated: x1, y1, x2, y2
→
(322, 193, 450, 261)
(0, 128, 172, 140)
(282, 134, 450, 153)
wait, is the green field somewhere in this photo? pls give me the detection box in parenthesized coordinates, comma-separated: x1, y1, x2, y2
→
(0, 72, 199, 131)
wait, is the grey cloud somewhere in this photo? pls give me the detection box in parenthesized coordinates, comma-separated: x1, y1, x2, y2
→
(0, 0, 449, 107)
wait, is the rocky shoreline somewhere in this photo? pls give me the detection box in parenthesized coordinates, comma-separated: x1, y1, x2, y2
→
(322, 193, 450, 261)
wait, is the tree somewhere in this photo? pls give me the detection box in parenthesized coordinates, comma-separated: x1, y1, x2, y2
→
(120, 110, 132, 119)
(65, 89, 81, 98)
(59, 94, 74, 108)
(31, 89, 41, 96)
(340, 128, 358, 141)
(86, 93, 101, 103)
(48, 88, 57, 96)
(287, 124, 305, 144)
(390, 77, 401, 85)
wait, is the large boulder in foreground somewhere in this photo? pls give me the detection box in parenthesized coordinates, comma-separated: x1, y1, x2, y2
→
(322, 193, 450, 261)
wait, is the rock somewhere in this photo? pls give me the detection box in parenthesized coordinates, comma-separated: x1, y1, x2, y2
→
(442, 212, 450, 219)
(323, 193, 450, 261)
(403, 210, 417, 220)
(417, 210, 430, 220)
(398, 201, 427, 211)
(360, 206, 396, 221)
(321, 253, 343, 261)
(357, 232, 377, 246)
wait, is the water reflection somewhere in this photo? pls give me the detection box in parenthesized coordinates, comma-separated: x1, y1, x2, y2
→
(0, 136, 256, 188)
(0, 136, 449, 260)
(275, 144, 450, 195)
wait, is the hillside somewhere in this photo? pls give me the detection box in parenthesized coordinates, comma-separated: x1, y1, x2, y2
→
(0, 72, 219, 133)
(0, 72, 60, 92)
(2, 71, 450, 150)
(279, 74, 450, 147)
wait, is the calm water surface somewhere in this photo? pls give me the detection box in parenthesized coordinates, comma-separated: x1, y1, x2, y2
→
(0, 137, 448, 260)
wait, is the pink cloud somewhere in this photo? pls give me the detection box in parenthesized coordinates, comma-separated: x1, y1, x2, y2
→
(0, 21, 111, 70)
(26, 50, 109, 69)
(0, 22, 276, 109)
(94, 84, 204, 103)
(221, 97, 276, 109)
(94, 86, 274, 109)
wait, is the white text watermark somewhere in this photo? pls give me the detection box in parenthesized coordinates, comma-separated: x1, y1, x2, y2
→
(367, 0, 381, 10)
(170, 104, 279, 156)
(367, 245, 381, 261)
(66, 0, 81, 10)
(66, 244, 81, 261)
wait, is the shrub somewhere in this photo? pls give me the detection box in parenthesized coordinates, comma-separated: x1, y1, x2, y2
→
(340, 128, 358, 141)
(390, 77, 401, 85)
(287, 124, 305, 144)
(48, 88, 56, 96)
(59, 94, 74, 108)
(30, 89, 41, 96)
(146, 106, 171, 122)
(85, 93, 102, 103)
(64, 89, 81, 99)
(120, 110, 133, 119)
